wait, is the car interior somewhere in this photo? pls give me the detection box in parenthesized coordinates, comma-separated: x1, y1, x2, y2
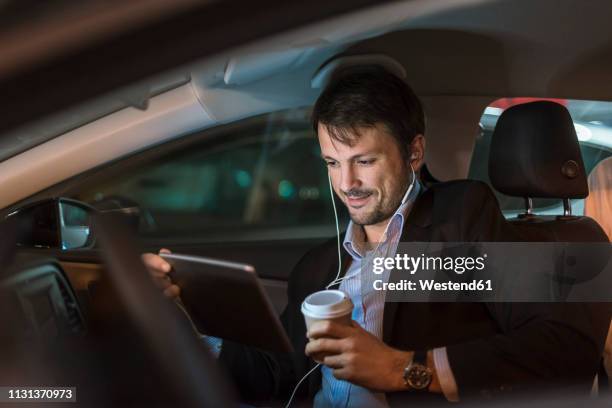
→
(0, 0, 611, 406)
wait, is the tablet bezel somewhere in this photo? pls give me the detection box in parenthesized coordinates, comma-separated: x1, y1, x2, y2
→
(160, 252, 293, 353)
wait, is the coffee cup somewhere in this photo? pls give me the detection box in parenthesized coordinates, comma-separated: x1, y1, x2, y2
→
(301, 289, 353, 331)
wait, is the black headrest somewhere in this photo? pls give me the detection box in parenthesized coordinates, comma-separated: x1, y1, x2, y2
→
(489, 101, 588, 199)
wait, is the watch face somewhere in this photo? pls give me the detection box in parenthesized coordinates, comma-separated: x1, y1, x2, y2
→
(406, 363, 432, 390)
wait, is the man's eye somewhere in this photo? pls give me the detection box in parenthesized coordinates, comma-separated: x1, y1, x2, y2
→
(357, 159, 375, 165)
(326, 161, 339, 168)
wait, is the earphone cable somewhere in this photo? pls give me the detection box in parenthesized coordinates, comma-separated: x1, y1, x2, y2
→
(284, 363, 322, 408)
(286, 164, 416, 406)
(284, 174, 340, 408)
(325, 164, 416, 290)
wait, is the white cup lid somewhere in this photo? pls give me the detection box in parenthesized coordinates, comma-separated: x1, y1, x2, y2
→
(301, 289, 353, 319)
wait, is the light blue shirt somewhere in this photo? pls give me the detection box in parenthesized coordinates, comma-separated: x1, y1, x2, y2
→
(314, 181, 421, 408)
(203, 334, 223, 356)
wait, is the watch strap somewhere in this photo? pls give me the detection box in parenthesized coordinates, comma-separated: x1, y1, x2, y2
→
(412, 349, 427, 365)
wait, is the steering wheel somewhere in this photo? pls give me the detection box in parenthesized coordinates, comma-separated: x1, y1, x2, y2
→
(91, 212, 237, 407)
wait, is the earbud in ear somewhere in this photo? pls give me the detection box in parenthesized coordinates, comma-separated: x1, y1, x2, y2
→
(411, 153, 418, 160)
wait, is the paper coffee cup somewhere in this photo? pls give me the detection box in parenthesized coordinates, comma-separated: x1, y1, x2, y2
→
(301, 289, 353, 331)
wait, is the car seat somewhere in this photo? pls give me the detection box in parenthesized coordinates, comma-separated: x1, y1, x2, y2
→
(488, 101, 608, 242)
(585, 156, 612, 241)
(585, 156, 612, 391)
(489, 100, 611, 395)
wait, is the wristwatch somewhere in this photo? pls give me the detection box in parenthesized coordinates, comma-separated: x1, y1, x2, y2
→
(403, 350, 433, 390)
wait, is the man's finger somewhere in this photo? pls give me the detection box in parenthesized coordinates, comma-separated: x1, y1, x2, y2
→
(307, 320, 353, 340)
(142, 253, 171, 273)
(309, 352, 327, 364)
(153, 277, 172, 290)
(332, 368, 350, 381)
(322, 354, 348, 369)
(163, 284, 180, 298)
(150, 270, 171, 279)
(159, 248, 172, 254)
(305, 338, 343, 357)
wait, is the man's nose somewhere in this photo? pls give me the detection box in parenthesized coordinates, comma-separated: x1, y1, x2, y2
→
(339, 165, 359, 193)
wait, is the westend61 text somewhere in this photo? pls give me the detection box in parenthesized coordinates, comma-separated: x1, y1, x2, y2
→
(373, 279, 493, 292)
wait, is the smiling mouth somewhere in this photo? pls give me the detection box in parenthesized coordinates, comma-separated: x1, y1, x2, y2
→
(346, 193, 372, 208)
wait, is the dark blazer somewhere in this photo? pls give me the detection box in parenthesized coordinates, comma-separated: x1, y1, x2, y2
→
(219, 180, 610, 405)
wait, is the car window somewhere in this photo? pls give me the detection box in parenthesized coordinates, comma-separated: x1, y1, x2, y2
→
(71, 108, 346, 243)
(469, 98, 612, 217)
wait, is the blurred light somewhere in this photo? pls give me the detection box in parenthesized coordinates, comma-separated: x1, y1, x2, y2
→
(299, 187, 320, 199)
(235, 170, 251, 188)
(574, 123, 592, 142)
(484, 107, 503, 116)
(278, 180, 295, 198)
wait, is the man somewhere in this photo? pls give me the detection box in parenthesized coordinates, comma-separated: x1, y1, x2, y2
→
(144, 68, 608, 406)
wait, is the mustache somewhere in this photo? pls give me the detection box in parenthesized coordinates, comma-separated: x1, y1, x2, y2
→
(343, 188, 374, 199)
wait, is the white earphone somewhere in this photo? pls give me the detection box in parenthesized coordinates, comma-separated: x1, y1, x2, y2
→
(326, 154, 418, 289)
(284, 153, 419, 408)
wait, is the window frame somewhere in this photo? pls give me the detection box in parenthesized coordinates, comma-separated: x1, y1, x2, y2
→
(3, 108, 344, 245)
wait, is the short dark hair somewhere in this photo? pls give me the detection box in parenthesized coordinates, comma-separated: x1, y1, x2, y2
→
(311, 67, 425, 160)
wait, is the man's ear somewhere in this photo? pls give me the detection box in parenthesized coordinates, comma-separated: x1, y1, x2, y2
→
(409, 134, 426, 172)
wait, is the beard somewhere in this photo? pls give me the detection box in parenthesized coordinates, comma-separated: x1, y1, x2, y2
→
(346, 188, 405, 226)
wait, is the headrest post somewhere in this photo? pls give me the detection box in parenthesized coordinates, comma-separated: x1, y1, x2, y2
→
(563, 198, 572, 216)
(525, 197, 533, 215)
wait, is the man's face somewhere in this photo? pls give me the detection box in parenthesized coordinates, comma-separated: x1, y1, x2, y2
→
(318, 123, 411, 227)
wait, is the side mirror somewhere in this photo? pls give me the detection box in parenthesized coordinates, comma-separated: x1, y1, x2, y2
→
(5, 198, 95, 250)
(59, 200, 93, 249)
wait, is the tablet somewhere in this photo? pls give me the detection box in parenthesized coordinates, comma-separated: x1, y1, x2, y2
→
(160, 253, 293, 353)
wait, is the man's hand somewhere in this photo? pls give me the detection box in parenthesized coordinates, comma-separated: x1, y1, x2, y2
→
(141, 248, 180, 299)
(305, 320, 412, 392)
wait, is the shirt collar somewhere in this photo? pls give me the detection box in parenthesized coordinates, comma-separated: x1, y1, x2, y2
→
(343, 180, 422, 259)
